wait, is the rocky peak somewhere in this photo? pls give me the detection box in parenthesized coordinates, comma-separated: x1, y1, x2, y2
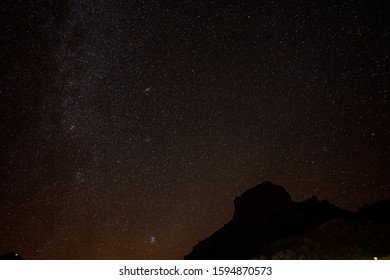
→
(233, 181, 294, 219)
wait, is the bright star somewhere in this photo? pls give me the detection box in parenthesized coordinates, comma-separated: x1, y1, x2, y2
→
(148, 236, 156, 244)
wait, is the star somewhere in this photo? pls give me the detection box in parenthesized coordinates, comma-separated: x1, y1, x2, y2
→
(144, 86, 152, 93)
(147, 236, 157, 245)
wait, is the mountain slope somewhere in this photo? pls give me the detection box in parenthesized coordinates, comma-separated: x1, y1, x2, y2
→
(185, 181, 390, 260)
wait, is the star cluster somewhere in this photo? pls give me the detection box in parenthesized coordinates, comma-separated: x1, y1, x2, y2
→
(0, 0, 389, 259)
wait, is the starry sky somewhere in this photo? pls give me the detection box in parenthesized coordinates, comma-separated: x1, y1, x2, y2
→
(1, 0, 389, 259)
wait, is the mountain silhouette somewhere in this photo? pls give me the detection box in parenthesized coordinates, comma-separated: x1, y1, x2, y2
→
(0, 252, 25, 260)
(185, 181, 390, 260)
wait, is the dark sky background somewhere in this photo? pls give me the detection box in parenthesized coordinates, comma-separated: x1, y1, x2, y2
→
(1, 0, 389, 259)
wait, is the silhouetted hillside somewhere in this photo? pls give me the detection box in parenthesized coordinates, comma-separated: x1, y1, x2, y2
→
(185, 181, 390, 260)
(0, 252, 25, 260)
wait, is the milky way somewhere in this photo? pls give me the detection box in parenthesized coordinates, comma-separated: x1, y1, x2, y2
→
(1, 0, 389, 259)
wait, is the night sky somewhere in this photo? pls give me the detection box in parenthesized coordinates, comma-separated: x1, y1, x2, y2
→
(1, 0, 389, 259)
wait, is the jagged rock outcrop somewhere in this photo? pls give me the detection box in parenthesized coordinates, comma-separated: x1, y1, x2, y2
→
(233, 181, 293, 219)
(184, 181, 390, 260)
